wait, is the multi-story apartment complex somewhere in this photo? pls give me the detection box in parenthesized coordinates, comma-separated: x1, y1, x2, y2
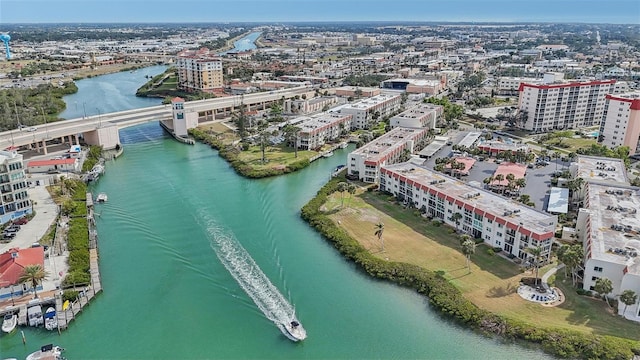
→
(176, 48, 224, 93)
(296, 113, 352, 150)
(389, 103, 443, 129)
(496, 77, 542, 95)
(348, 127, 429, 183)
(0, 150, 31, 224)
(334, 94, 402, 130)
(517, 80, 616, 132)
(379, 163, 557, 260)
(576, 181, 640, 321)
(598, 92, 640, 155)
(566, 156, 640, 321)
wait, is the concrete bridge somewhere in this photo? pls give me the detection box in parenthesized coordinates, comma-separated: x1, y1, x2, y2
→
(0, 86, 313, 153)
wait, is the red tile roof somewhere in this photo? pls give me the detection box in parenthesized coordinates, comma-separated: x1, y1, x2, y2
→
(171, 97, 185, 103)
(0, 247, 45, 286)
(27, 158, 76, 167)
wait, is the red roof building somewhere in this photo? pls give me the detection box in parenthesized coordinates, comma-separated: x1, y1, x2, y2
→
(0, 247, 45, 287)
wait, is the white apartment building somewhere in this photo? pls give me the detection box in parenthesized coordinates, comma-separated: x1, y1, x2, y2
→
(348, 127, 429, 183)
(517, 80, 616, 132)
(296, 113, 352, 150)
(176, 48, 224, 93)
(0, 150, 31, 225)
(379, 163, 557, 260)
(334, 94, 402, 130)
(576, 182, 640, 322)
(389, 103, 443, 129)
(598, 92, 640, 155)
(497, 77, 542, 94)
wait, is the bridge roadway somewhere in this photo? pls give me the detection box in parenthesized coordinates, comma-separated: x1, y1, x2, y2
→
(0, 86, 312, 150)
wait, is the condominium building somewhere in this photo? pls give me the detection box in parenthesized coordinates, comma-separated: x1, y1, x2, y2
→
(390, 103, 443, 129)
(296, 113, 353, 150)
(333, 94, 402, 130)
(379, 163, 557, 260)
(598, 92, 640, 155)
(0, 150, 31, 224)
(176, 48, 224, 93)
(517, 80, 616, 132)
(497, 77, 542, 95)
(348, 127, 429, 183)
(576, 182, 640, 321)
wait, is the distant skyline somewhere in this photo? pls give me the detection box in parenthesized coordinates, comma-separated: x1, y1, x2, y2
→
(0, 0, 638, 24)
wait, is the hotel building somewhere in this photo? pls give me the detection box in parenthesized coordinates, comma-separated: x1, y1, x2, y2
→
(517, 80, 616, 132)
(176, 48, 224, 93)
(348, 127, 429, 183)
(598, 92, 640, 155)
(296, 113, 353, 150)
(389, 103, 443, 129)
(0, 150, 31, 225)
(334, 94, 402, 130)
(379, 163, 557, 260)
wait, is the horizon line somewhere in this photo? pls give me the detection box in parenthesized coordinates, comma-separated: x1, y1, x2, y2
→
(1, 20, 638, 26)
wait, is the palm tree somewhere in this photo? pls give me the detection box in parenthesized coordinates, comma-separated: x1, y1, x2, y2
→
(374, 222, 385, 251)
(506, 173, 516, 193)
(461, 237, 476, 273)
(347, 184, 357, 208)
(451, 212, 463, 231)
(337, 182, 348, 208)
(619, 290, 638, 316)
(19, 264, 48, 299)
(594, 277, 613, 307)
(483, 176, 494, 189)
(494, 174, 505, 194)
(282, 125, 301, 158)
(526, 246, 544, 285)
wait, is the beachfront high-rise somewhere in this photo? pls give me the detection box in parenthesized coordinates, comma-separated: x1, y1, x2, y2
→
(176, 48, 224, 93)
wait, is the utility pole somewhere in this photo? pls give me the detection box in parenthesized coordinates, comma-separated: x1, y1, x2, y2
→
(13, 100, 21, 129)
(40, 106, 49, 139)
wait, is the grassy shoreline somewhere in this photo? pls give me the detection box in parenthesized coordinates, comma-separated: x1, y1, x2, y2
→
(300, 175, 640, 359)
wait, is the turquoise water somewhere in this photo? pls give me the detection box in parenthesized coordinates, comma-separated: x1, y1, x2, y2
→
(0, 34, 554, 360)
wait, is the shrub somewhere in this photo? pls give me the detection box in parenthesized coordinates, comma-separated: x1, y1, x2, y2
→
(487, 249, 495, 256)
(62, 290, 79, 302)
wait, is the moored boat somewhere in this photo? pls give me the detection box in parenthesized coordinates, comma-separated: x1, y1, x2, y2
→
(339, 142, 348, 149)
(96, 193, 108, 203)
(280, 319, 307, 342)
(27, 305, 43, 327)
(322, 151, 334, 158)
(26, 344, 65, 360)
(44, 307, 57, 331)
(1, 312, 17, 333)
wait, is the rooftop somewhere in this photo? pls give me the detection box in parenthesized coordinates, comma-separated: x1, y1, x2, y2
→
(492, 162, 527, 186)
(341, 94, 400, 111)
(382, 162, 557, 236)
(352, 127, 425, 165)
(458, 132, 482, 148)
(547, 187, 569, 214)
(297, 113, 351, 134)
(573, 155, 628, 185)
(585, 183, 640, 275)
(392, 103, 442, 121)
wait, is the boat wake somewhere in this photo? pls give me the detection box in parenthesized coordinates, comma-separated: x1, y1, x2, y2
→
(207, 225, 305, 340)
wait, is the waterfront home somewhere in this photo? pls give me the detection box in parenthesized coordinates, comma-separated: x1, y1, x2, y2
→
(0, 247, 45, 300)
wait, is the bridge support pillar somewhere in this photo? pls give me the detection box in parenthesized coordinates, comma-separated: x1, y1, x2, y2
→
(74, 135, 80, 145)
(41, 141, 48, 155)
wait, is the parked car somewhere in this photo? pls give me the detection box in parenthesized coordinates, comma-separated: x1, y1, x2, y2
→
(3, 232, 16, 240)
(13, 217, 28, 225)
(4, 225, 20, 233)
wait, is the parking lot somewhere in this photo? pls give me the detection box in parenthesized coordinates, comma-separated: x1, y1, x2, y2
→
(417, 129, 567, 212)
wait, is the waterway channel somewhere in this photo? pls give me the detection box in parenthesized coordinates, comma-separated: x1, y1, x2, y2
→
(0, 34, 552, 359)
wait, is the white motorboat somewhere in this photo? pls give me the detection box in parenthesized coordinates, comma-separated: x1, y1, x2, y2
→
(26, 344, 65, 360)
(339, 142, 348, 149)
(96, 193, 108, 203)
(280, 319, 307, 342)
(322, 151, 334, 158)
(27, 305, 43, 327)
(44, 307, 57, 331)
(2, 313, 17, 333)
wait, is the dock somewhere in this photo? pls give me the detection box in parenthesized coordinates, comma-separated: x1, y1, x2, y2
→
(54, 193, 104, 331)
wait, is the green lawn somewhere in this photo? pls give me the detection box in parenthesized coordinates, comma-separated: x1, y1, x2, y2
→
(325, 189, 640, 341)
(237, 145, 316, 169)
(543, 137, 597, 152)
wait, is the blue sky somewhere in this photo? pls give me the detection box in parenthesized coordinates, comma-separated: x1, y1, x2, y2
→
(0, 0, 638, 24)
